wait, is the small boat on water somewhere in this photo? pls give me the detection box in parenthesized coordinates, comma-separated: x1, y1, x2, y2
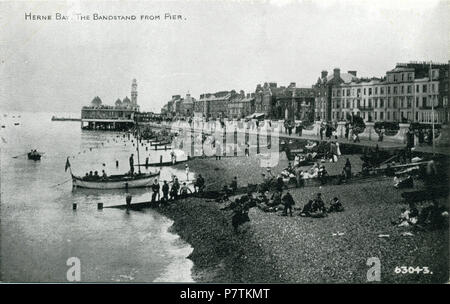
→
(72, 171, 160, 189)
(28, 151, 42, 160)
(14, 122, 20, 126)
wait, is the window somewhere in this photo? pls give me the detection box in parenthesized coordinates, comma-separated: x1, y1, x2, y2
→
(407, 85, 412, 94)
(387, 87, 391, 94)
(401, 86, 404, 94)
(408, 73, 413, 81)
(380, 112, 384, 120)
(387, 112, 390, 120)
(374, 112, 377, 120)
(416, 85, 419, 93)
(423, 97, 427, 107)
(393, 112, 397, 121)
(380, 87, 384, 94)
(393, 86, 397, 94)
(364, 88, 366, 95)
(380, 98, 384, 108)
(423, 84, 427, 93)
(347, 89, 350, 96)
(369, 88, 372, 95)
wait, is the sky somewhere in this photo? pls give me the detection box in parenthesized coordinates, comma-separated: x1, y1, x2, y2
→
(0, 0, 448, 113)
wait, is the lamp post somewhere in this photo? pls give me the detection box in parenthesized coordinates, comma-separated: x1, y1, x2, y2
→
(430, 61, 435, 156)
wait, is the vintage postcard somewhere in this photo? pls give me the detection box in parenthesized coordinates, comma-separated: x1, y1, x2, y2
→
(0, 0, 448, 292)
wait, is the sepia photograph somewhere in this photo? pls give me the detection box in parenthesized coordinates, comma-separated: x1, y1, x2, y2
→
(0, 0, 448, 292)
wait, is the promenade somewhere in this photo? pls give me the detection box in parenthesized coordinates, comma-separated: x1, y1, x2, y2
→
(141, 120, 450, 155)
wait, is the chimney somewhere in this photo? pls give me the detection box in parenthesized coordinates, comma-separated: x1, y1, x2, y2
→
(251, 93, 255, 98)
(240, 90, 245, 97)
(321, 70, 328, 79)
(289, 82, 296, 88)
(269, 82, 277, 88)
(348, 70, 357, 77)
(246, 93, 250, 98)
(200, 94, 204, 99)
(333, 68, 340, 79)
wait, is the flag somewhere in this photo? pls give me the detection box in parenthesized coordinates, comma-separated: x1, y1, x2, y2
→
(65, 157, 71, 172)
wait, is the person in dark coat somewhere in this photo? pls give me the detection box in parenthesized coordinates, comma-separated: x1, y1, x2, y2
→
(282, 191, 295, 216)
(230, 176, 238, 194)
(162, 180, 170, 203)
(129, 153, 134, 175)
(151, 179, 160, 202)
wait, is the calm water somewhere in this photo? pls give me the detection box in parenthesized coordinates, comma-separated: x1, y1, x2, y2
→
(0, 112, 194, 282)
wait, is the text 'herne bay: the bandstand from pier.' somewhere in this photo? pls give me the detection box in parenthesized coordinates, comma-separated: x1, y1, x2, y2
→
(81, 79, 140, 131)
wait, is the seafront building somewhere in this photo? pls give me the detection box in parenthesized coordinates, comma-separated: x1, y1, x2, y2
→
(160, 61, 449, 127)
(254, 82, 315, 121)
(227, 91, 255, 119)
(329, 62, 449, 124)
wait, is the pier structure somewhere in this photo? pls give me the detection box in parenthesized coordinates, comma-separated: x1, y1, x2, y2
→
(81, 80, 140, 131)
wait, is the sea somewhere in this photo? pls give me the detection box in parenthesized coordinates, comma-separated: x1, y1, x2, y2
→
(0, 111, 194, 282)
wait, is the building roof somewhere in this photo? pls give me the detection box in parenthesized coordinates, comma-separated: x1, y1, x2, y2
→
(326, 72, 358, 83)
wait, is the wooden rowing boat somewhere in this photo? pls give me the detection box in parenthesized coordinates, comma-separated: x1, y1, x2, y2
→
(27, 152, 42, 160)
(72, 171, 160, 189)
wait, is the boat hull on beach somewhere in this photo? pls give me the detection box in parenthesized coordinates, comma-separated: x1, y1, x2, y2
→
(72, 172, 160, 189)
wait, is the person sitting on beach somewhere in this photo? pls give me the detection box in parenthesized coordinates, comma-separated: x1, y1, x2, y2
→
(310, 193, 327, 217)
(328, 197, 344, 213)
(83, 173, 89, 180)
(418, 200, 448, 230)
(101, 170, 107, 180)
(392, 202, 419, 227)
(281, 191, 295, 216)
(93, 171, 100, 180)
(179, 182, 192, 199)
(194, 174, 205, 193)
(259, 173, 269, 192)
(300, 200, 314, 217)
(276, 175, 286, 192)
(268, 190, 282, 208)
(230, 177, 238, 194)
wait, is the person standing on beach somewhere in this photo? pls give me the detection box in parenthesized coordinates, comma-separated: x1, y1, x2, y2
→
(129, 153, 134, 175)
(185, 164, 190, 181)
(230, 176, 238, 194)
(170, 177, 180, 200)
(282, 191, 295, 216)
(151, 179, 160, 203)
(162, 181, 169, 203)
